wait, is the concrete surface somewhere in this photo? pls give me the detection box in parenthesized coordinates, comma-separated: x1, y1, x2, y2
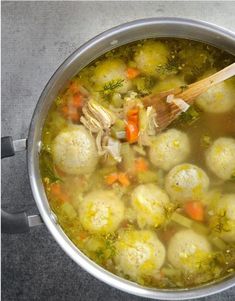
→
(2, 1, 235, 300)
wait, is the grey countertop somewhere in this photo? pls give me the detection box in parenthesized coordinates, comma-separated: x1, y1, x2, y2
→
(2, 1, 235, 300)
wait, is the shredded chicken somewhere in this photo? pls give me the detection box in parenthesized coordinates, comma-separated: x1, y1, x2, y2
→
(81, 99, 117, 133)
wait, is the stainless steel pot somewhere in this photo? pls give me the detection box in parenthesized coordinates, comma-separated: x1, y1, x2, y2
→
(2, 18, 235, 300)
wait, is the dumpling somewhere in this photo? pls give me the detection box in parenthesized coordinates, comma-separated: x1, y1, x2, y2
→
(52, 125, 98, 175)
(131, 183, 172, 228)
(167, 229, 212, 273)
(149, 129, 190, 171)
(196, 79, 235, 113)
(152, 75, 185, 93)
(134, 41, 169, 76)
(209, 194, 235, 242)
(92, 58, 131, 93)
(115, 230, 165, 281)
(79, 190, 124, 234)
(165, 164, 209, 202)
(206, 137, 235, 180)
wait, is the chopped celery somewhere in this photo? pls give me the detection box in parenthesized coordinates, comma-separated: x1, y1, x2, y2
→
(111, 119, 126, 139)
(192, 221, 209, 235)
(121, 143, 135, 171)
(61, 202, 77, 219)
(99, 165, 117, 176)
(139, 108, 147, 132)
(111, 93, 123, 108)
(209, 236, 227, 250)
(133, 145, 146, 156)
(171, 212, 193, 228)
(137, 170, 158, 184)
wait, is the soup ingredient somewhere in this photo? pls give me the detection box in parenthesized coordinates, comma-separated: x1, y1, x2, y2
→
(49, 182, 69, 203)
(149, 129, 190, 171)
(80, 99, 116, 133)
(196, 79, 235, 113)
(79, 190, 124, 234)
(209, 194, 235, 242)
(126, 67, 140, 79)
(105, 172, 130, 187)
(153, 75, 185, 93)
(134, 41, 169, 76)
(206, 137, 235, 180)
(165, 164, 210, 202)
(184, 201, 204, 221)
(92, 58, 131, 94)
(167, 229, 212, 273)
(131, 183, 173, 228)
(52, 125, 98, 175)
(115, 230, 165, 281)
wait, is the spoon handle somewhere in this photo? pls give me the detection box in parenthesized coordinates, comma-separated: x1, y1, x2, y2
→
(177, 62, 235, 103)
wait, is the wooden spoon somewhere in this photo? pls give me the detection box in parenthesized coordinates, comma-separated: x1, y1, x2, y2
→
(143, 62, 235, 132)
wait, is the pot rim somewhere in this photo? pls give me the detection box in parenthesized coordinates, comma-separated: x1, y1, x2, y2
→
(27, 17, 235, 300)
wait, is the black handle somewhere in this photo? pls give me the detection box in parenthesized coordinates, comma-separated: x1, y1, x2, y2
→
(1, 136, 15, 159)
(1, 136, 30, 233)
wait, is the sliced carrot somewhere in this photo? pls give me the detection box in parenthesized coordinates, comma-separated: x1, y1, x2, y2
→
(105, 173, 118, 185)
(126, 67, 140, 79)
(184, 201, 204, 221)
(126, 121, 138, 143)
(135, 157, 148, 172)
(118, 173, 130, 187)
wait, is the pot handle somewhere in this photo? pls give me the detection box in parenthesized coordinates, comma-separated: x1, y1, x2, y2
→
(1, 136, 43, 233)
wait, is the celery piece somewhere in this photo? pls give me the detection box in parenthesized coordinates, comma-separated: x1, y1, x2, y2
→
(111, 119, 126, 139)
(192, 221, 210, 235)
(137, 170, 158, 184)
(121, 143, 135, 171)
(209, 236, 227, 250)
(61, 202, 77, 219)
(171, 212, 193, 228)
(111, 93, 123, 108)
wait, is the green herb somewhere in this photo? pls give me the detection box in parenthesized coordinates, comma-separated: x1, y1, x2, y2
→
(100, 79, 124, 99)
(179, 106, 200, 125)
(40, 150, 62, 183)
(156, 58, 179, 76)
(135, 76, 156, 95)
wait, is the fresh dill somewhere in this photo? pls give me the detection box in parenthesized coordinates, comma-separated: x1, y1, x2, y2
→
(100, 79, 124, 99)
(156, 57, 179, 76)
(179, 106, 200, 125)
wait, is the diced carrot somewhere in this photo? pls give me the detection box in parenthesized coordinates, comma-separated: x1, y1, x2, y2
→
(184, 201, 204, 221)
(50, 183, 61, 196)
(61, 105, 80, 122)
(135, 157, 148, 172)
(126, 67, 140, 79)
(50, 183, 69, 203)
(126, 121, 138, 143)
(127, 108, 139, 119)
(72, 93, 83, 108)
(69, 81, 80, 94)
(118, 173, 130, 187)
(105, 173, 118, 185)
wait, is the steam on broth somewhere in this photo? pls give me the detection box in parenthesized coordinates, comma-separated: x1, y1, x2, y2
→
(40, 38, 235, 288)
